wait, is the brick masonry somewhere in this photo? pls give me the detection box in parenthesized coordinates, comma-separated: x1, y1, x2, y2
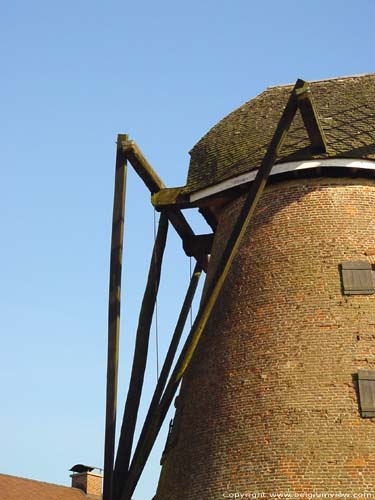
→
(71, 472, 102, 497)
(155, 177, 375, 499)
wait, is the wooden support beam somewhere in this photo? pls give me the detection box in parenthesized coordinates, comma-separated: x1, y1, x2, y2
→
(103, 134, 128, 500)
(152, 187, 218, 231)
(115, 263, 202, 500)
(151, 186, 189, 208)
(121, 140, 166, 194)
(165, 210, 208, 271)
(182, 233, 214, 257)
(199, 206, 218, 231)
(120, 140, 209, 271)
(295, 84, 327, 154)
(112, 212, 169, 499)
(118, 79, 306, 500)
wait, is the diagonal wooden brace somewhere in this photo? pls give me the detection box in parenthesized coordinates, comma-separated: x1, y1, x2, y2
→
(112, 212, 169, 500)
(295, 82, 327, 154)
(121, 140, 209, 271)
(115, 264, 202, 500)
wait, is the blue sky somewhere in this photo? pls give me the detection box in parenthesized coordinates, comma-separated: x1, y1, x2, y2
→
(1, 1, 374, 499)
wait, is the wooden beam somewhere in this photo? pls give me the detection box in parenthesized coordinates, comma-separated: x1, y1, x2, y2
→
(118, 78, 306, 500)
(151, 186, 189, 209)
(167, 209, 209, 271)
(199, 206, 218, 231)
(121, 140, 166, 193)
(120, 140, 209, 271)
(112, 212, 169, 499)
(182, 233, 214, 257)
(115, 264, 202, 500)
(103, 134, 128, 500)
(152, 186, 218, 231)
(295, 84, 327, 154)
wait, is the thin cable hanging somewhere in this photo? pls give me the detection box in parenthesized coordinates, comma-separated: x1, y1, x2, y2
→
(153, 208, 160, 380)
(189, 256, 193, 328)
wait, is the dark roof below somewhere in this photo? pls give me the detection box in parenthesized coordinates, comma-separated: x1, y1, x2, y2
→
(185, 74, 375, 194)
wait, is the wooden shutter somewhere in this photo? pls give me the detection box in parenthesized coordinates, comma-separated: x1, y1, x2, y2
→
(358, 370, 375, 417)
(341, 261, 375, 295)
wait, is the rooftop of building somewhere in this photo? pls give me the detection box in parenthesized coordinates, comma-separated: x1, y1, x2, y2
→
(185, 73, 375, 194)
(0, 464, 105, 500)
(0, 473, 98, 500)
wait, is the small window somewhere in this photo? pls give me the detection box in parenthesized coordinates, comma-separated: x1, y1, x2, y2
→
(358, 370, 375, 418)
(341, 261, 375, 295)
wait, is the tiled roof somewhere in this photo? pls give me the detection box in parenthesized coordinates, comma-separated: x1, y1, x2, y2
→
(0, 473, 96, 500)
(185, 73, 375, 194)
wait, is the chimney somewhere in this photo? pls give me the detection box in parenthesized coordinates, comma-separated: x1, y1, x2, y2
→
(70, 464, 103, 497)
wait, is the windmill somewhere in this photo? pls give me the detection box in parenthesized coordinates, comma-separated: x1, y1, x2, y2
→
(103, 75, 375, 499)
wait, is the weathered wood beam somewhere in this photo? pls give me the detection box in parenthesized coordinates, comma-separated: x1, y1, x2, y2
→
(112, 212, 169, 500)
(295, 84, 327, 154)
(118, 78, 306, 500)
(115, 263, 202, 500)
(199, 206, 218, 231)
(103, 134, 128, 500)
(120, 140, 209, 271)
(152, 187, 218, 231)
(165, 209, 209, 271)
(151, 186, 189, 208)
(182, 233, 214, 257)
(121, 140, 166, 194)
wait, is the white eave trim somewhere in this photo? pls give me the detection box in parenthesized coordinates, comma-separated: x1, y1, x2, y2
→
(189, 159, 375, 203)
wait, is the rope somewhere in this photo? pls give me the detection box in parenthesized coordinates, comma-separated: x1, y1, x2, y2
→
(153, 209, 160, 380)
(189, 257, 193, 328)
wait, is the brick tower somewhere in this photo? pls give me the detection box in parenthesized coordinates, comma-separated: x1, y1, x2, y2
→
(154, 74, 375, 498)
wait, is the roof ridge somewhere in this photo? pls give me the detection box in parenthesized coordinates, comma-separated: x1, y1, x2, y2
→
(267, 72, 375, 89)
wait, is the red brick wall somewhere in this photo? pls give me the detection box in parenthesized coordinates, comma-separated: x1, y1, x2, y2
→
(156, 177, 375, 499)
(71, 472, 102, 497)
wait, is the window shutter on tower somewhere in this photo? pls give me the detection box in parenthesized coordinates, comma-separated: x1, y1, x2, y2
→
(358, 370, 375, 418)
(341, 261, 375, 295)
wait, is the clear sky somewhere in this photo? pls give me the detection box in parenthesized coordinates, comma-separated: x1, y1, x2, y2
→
(1, 1, 374, 499)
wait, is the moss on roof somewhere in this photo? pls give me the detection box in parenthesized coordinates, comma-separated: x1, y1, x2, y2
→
(185, 74, 375, 194)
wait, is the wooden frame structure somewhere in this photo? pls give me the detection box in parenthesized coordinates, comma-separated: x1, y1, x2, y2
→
(103, 79, 327, 500)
